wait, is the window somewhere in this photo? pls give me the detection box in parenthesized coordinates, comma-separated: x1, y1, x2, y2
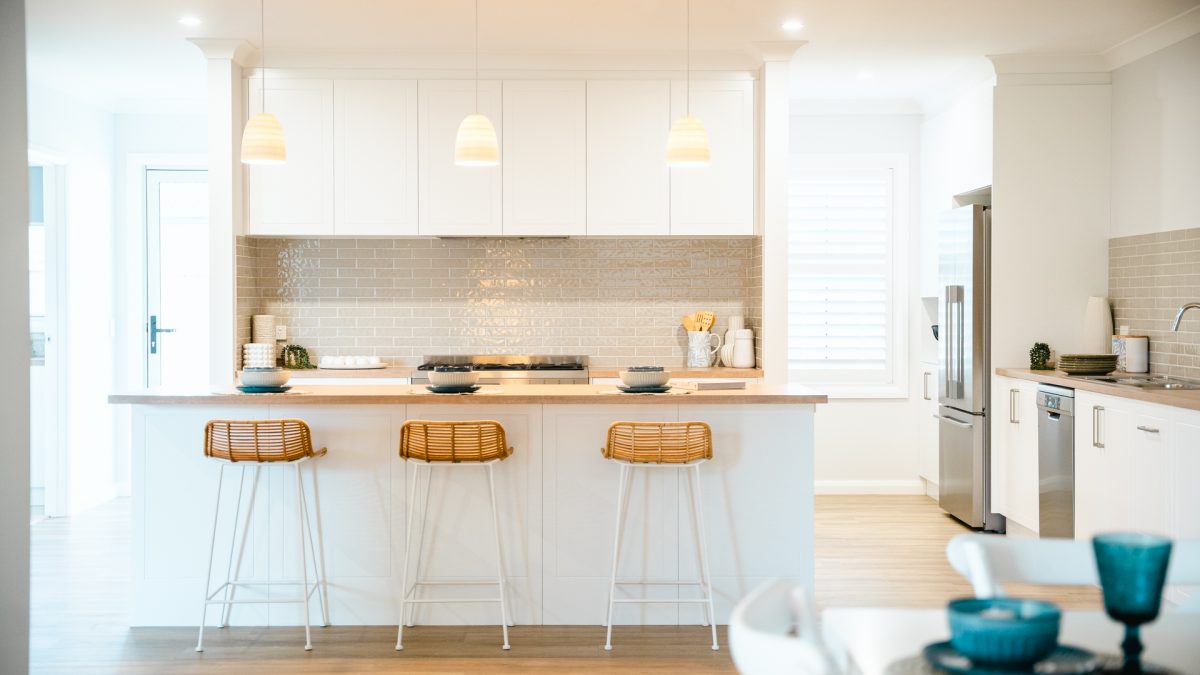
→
(788, 154, 908, 397)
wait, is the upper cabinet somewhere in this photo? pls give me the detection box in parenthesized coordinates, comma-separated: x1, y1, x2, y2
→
(418, 80, 503, 236)
(669, 80, 755, 235)
(502, 81, 586, 236)
(247, 78, 334, 235)
(586, 80, 671, 235)
(333, 80, 418, 236)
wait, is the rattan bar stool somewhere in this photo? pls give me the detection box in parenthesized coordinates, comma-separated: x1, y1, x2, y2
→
(602, 421, 719, 652)
(395, 420, 515, 652)
(195, 419, 329, 652)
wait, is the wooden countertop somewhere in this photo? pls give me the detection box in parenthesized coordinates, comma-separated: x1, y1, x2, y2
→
(589, 367, 764, 379)
(109, 383, 826, 406)
(996, 368, 1200, 412)
(280, 367, 414, 378)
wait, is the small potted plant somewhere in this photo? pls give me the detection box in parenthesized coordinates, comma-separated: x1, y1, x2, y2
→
(1030, 342, 1052, 371)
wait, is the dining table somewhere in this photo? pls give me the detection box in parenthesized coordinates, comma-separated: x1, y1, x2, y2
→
(821, 607, 1200, 675)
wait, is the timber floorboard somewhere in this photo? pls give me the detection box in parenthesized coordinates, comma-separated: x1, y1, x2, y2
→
(30, 495, 1100, 674)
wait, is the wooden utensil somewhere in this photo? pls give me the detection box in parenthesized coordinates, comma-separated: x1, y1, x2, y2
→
(698, 311, 716, 332)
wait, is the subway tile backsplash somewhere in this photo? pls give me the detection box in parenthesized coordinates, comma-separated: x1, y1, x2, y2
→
(236, 237, 762, 369)
(1109, 226, 1200, 380)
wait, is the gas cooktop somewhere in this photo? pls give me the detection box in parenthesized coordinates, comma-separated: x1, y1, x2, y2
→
(416, 355, 589, 372)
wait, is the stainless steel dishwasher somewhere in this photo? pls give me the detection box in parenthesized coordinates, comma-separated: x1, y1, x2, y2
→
(1037, 384, 1075, 538)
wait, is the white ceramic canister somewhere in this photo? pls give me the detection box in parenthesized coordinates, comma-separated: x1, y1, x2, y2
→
(725, 315, 745, 355)
(1117, 335, 1149, 373)
(731, 329, 755, 368)
(687, 331, 722, 367)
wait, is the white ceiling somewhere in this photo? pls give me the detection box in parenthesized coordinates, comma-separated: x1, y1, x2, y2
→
(25, 0, 1200, 113)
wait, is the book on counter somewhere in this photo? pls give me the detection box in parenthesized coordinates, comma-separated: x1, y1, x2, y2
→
(675, 379, 747, 391)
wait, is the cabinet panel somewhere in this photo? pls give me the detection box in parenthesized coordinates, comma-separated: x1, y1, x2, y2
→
(334, 80, 418, 235)
(586, 80, 670, 235)
(247, 78, 334, 235)
(418, 80, 502, 235)
(918, 365, 938, 484)
(502, 81, 586, 235)
(1074, 391, 1108, 540)
(669, 80, 754, 235)
(1004, 379, 1039, 532)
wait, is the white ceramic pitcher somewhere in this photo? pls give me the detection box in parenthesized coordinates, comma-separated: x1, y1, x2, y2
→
(687, 331, 722, 367)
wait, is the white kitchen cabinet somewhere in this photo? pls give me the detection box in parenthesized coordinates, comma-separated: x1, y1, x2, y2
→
(669, 80, 754, 235)
(418, 80, 503, 235)
(247, 78, 334, 235)
(502, 81, 586, 236)
(333, 80, 418, 235)
(992, 376, 1039, 532)
(586, 80, 671, 235)
(918, 363, 939, 489)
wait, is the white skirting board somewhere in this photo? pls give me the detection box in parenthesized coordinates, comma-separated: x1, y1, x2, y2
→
(815, 479, 927, 495)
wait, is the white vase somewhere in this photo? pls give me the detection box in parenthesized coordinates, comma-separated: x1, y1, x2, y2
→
(1082, 297, 1113, 354)
(731, 329, 755, 368)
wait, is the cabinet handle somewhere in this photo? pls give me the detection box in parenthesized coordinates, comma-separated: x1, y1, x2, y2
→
(923, 372, 931, 401)
(1137, 425, 1160, 434)
(1092, 406, 1105, 448)
(1009, 389, 1019, 424)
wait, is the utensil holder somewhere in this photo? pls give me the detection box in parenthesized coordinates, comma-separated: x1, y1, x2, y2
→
(687, 331, 721, 368)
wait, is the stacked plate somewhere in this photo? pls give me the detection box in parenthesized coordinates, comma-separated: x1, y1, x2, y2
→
(243, 343, 276, 368)
(1057, 353, 1119, 375)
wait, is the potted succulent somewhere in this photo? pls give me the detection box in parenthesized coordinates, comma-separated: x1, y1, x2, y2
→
(1029, 342, 1052, 371)
(282, 344, 316, 369)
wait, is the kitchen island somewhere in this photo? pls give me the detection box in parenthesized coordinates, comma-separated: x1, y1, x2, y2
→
(110, 384, 825, 627)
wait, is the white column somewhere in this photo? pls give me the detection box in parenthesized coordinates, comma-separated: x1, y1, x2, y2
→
(750, 42, 805, 385)
(189, 39, 255, 385)
(0, 0, 31, 670)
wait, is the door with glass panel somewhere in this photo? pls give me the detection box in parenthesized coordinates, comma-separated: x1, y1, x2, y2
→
(145, 169, 209, 387)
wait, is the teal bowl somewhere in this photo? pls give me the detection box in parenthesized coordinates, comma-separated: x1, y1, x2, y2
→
(947, 598, 1061, 668)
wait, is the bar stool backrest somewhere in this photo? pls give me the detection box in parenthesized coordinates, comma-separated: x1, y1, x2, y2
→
(400, 420, 512, 463)
(204, 419, 317, 463)
(603, 421, 713, 464)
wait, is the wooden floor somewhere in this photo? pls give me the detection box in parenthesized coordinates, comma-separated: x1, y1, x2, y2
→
(29, 495, 1100, 674)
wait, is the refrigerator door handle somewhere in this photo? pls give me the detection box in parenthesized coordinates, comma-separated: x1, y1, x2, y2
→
(938, 414, 974, 430)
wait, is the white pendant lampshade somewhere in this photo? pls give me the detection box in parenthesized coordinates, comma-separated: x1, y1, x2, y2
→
(241, 112, 287, 164)
(666, 115, 711, 167)
(454, 113, 499, 167)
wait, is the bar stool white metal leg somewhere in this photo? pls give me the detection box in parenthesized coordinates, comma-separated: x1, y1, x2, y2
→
(195, 419, 328, 652)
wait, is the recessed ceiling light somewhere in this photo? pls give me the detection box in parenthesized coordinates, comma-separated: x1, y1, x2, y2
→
(857, 70, 874, 80)
(178, 16, 202, 27)
(781, 19, 804, 32)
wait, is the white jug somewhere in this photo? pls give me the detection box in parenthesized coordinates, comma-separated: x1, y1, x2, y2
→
(687, 331, 722, 367)
(732, 329, 755, 368)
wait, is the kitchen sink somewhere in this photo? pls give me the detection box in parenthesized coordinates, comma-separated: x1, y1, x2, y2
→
(1078, 375, 1200, 390)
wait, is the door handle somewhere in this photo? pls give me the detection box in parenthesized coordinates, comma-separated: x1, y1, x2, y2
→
(149, 314, 176, 355)
(1137, 425, 1160, 434)
(938, 414, 974, 430)
(1009, 389, 1019, 424)
(1092, 405, 1105, 448)
(923, 372, 931, 400)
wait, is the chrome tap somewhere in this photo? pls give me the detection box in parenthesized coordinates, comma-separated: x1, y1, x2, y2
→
(1171, 302, 1200, 331)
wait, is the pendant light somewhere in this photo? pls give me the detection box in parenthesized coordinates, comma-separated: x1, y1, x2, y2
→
(241, 0, 286, 164)
(666, 0, 710, 167)
(454, 0, 499, 166)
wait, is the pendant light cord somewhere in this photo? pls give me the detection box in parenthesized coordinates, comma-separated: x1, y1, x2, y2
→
(686, 0, 691, 116)
(474, 0, 480, 113)
(260, 0, 266, 111)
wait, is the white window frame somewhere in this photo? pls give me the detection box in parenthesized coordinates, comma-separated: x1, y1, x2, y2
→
(787, 153, 909, 399)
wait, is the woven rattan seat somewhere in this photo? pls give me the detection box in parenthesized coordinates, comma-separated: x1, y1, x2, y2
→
(602, 421, 713, 464)
(204, 419, 327, 463)
(400, 420, 513, 463)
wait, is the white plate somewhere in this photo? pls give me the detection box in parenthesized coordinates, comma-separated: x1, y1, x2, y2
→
(318, 364, 387, 370)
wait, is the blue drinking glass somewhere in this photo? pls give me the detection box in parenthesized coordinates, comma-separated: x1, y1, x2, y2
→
(1092, 533, 1172, 673)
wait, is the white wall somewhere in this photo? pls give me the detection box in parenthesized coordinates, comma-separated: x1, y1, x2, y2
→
(0, 0, 31, 670)
(27, 82, 118, 515)
(1110, 33, 1200, 238)
(790, 108, 926, 493)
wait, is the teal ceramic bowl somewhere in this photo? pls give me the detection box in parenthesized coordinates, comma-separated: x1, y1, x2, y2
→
(947, 598, 1061, 668)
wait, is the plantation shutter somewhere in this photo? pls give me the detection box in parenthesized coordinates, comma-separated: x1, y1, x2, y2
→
(788, 165, 894, 383)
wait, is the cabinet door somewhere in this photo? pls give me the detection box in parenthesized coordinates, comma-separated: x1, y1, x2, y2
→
(918, 366, 938, 483)
(1126, 408, 1170, 537)
(333, 80, 418, 235)
(1073, 391, 1107, 540)
(418, 80, 502, 235)
(502, 81, 586, 236)
(1006, 380, 1040, 532)
(586, 80, 670, 235)
(247, 78, 334, 235)
(1174, 410, 1200, 542)
(669, 80, 754, 235)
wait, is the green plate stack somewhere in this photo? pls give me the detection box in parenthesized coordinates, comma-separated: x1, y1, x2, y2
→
(1057, 354, 1119, 375)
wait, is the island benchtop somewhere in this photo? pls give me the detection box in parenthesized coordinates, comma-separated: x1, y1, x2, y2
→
(109, 383, 827, 406)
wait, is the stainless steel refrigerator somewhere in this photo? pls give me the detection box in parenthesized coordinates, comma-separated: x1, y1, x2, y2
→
(937, 204, 1005, 531)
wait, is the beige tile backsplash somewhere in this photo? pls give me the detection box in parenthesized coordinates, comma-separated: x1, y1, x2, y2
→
(1109, 227, 1200, 380)
(236, 237, 762, 369)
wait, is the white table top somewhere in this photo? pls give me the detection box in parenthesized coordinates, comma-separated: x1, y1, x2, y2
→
(821, 607, 1200, 675)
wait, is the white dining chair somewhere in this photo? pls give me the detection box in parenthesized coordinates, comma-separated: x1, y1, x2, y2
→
(946, 534, 1200, 611)
(729, 578, 842, 675)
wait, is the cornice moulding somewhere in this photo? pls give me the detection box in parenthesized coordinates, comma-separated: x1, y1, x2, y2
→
(188, 38, 257, 67)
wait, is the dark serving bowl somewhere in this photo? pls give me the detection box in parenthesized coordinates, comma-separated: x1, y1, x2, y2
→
(947, 597, 1061, 668)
